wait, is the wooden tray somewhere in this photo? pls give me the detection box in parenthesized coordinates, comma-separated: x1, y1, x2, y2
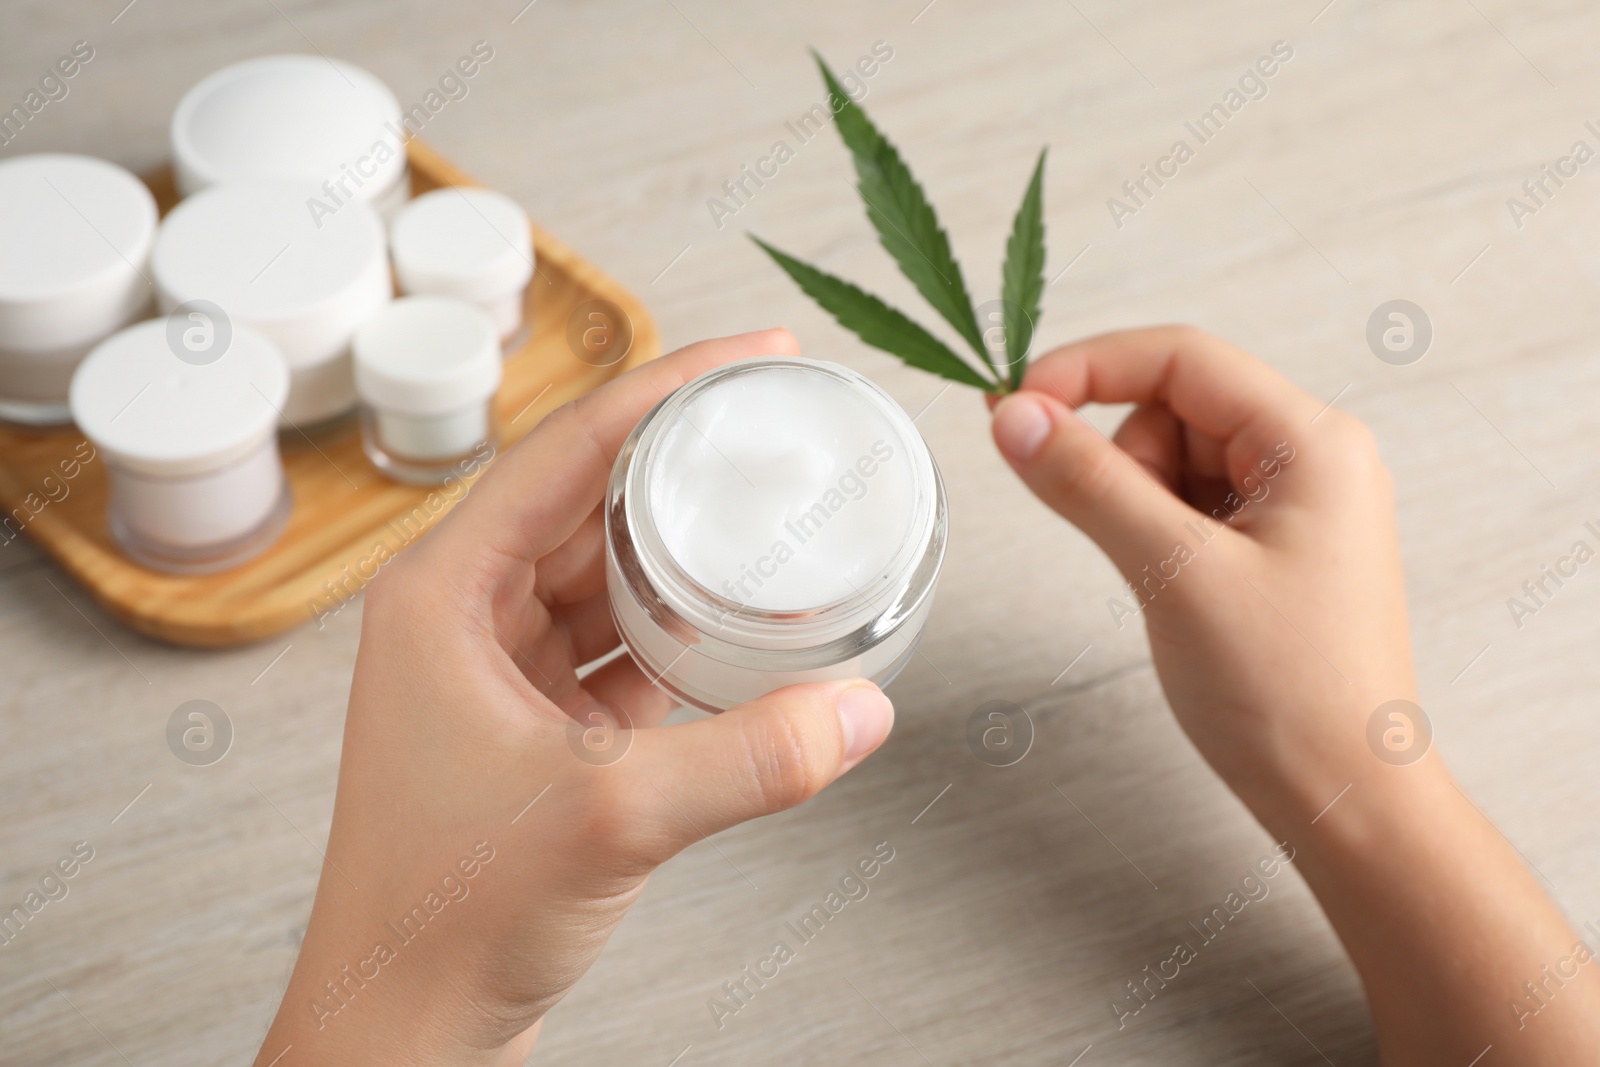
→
(0, 140, 659, 647)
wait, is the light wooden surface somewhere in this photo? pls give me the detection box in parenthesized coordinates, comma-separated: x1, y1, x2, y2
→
(3, 2, 1598, 1064)
(0, 140, 659, 648)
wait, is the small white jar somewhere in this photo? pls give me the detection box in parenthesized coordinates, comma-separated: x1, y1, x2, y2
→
(0, 154, 158, 426)
(389, 188, 535, 343)
(171, 55, 410, 219)
(69, 319, 292, 574)
(606, 357, 947, 712)
(151, 182, 391, 428)
(353, 295, 501, 484)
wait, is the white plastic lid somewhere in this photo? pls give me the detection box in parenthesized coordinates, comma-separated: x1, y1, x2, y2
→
(171, 55, 406, 201)
(152, 182, 389, 357)
(353, 296, 501, 417)
(70, 319, 289, 478)
(390, 187, 534, 298)
(0, 154, 157, 348)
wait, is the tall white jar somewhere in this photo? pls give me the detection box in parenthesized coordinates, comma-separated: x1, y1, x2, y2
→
(70, 319, 292, 574)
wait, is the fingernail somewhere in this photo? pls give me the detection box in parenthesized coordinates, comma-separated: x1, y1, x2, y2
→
(993, 392, 1052, 463)
(837, 683, 894, 768)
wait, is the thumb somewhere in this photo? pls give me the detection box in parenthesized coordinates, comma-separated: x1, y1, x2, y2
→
(992, 389, 1202, 579)
(633, 679, 893, 848)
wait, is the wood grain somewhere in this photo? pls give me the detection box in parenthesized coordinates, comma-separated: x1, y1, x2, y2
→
(0, 139, 659, 647)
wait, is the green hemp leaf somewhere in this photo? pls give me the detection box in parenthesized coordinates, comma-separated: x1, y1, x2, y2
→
(753, 50, 1049, 394)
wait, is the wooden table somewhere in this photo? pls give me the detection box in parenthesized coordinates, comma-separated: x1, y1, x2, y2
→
(3, 2, 1597, 1064)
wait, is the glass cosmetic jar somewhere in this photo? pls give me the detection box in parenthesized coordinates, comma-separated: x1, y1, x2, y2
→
(0, 154, 158, 426)
(353, 295, 501, 484)
(605, 357, 947, 712)
(69, 319, 291, 574)
(151, 182, 391, 428)
(389, 188, 535, 344)
(171, 55, 410, 219)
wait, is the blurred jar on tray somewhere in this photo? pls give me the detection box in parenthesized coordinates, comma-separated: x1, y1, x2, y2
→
(354, 295, 502, 485)
(151, 182, 391, 430)
(171, 54, 411, 220)
(390, 187, 536, 347)
(70, 319, 292, 574)
(0, 154, 158, 427)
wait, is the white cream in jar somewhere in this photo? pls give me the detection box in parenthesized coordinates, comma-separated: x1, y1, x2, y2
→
(0, 154, 158, 425)
(69, 319, 291, 574)
(171, 55, 410, 219)
(353, 295, 501, 484)
(389, 188, 535, 343)
(151, 182, 391, 428)
(606, 357, 946, 712)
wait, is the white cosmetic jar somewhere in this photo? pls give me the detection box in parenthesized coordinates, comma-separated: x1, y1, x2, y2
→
(171, 55, 409, 219)
(353, 295, 501, 484)
(606, 357, 947, 712)
(151, 182, 391, 428)
(389, 188, 535, 342)
(69, 318, 292, 574)
(0, 154, 158, 426)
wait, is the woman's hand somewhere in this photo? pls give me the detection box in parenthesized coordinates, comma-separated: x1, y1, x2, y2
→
(990, 325, 1600, 1065)
(253, 329, 894, 1067)
(991, 324, 1411, 818)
